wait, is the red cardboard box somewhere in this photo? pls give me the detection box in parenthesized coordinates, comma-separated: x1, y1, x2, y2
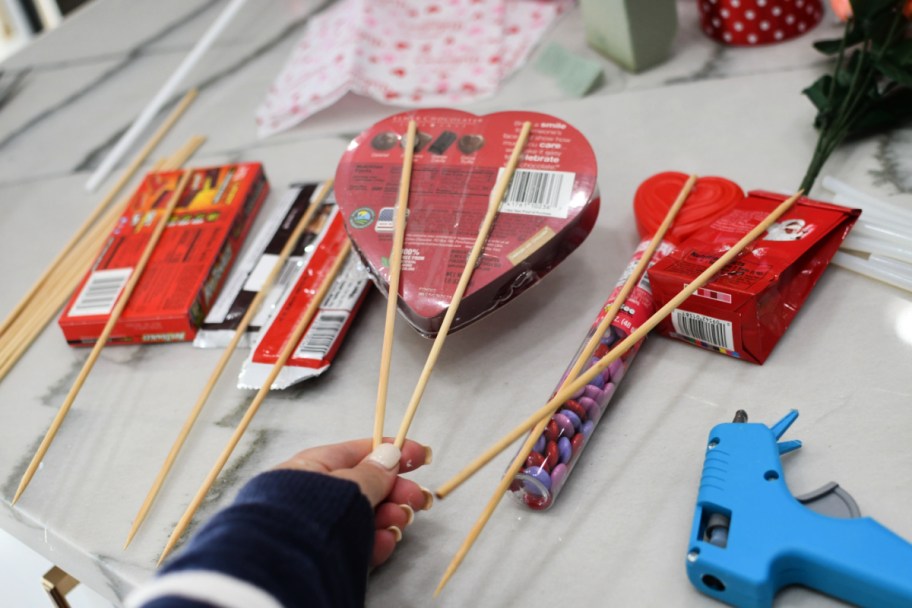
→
(647, 191, 859, 364)
(59, 163, 269, 345)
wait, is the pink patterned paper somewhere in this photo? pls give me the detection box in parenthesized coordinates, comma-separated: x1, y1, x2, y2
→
(256, 0, 572, 138)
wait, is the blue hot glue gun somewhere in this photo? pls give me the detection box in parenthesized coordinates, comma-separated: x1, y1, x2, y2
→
(686, 410, 912, 607)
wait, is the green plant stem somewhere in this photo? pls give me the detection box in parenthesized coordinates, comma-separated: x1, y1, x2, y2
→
(800, 5, 908, 193)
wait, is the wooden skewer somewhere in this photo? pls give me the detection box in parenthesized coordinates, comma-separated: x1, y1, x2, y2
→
(433, 191, 801, 505)
(122, 181, 333, 549)
(161, 135, 206, 171)
(0, 139, 204, 382)
(373, 120, 418, 449)
(11, 171, 194, 505)
(0, 89, 197, 342)
(159, 238, 354, 564)
(433, 175, 698, 595)
(393, 121, 533, 449)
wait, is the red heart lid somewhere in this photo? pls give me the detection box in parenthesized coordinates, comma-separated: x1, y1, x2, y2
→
(334, 109, 599, 336)
(634, 172, 745, 244)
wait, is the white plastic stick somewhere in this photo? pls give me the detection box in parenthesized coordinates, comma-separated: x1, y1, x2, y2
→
(84, 0, 248, 192)
(833, 251, 912, 293)
(833, 195, 912, 234)
(852, 219, 912, 252)
(843, 233, 912, 266)
(823, 176, 912, 227)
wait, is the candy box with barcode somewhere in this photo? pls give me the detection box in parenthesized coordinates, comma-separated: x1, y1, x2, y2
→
(647, 191, 859, 364)
(238, 203, 370, 390)
(58, 163, 269, 345)
(334, 109, 599, 337)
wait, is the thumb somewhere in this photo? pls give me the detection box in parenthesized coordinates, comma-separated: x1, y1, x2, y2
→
(331, 443, 401, 507)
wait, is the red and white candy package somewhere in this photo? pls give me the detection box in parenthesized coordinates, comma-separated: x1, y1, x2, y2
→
(238, 188, 371, 389)
(649, 190, 860, 364)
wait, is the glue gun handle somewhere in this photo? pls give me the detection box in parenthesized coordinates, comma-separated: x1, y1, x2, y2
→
(794, 516, 912, 607)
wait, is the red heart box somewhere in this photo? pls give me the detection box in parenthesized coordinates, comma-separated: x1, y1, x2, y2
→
(334, 109, 599, 336)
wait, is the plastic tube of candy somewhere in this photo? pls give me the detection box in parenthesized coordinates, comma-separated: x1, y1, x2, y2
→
(509, 172, 742, 509)
(508, 240, 668, 509)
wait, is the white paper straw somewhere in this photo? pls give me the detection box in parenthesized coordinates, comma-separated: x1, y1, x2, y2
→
(84, 0, 248, 192)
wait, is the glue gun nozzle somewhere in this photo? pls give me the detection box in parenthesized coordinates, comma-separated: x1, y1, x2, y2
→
(733, 410, 748, 423)
(777, 439, 803, 455)
(770, 409, 800, 440)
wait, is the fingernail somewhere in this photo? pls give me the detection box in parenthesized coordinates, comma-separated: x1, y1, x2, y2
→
(420, 486, 434, 510)
(367, 444, 401, 470)
(424, 445, 433, 465)
(387, 525, 402, 542)
(399, 504, 414, 526)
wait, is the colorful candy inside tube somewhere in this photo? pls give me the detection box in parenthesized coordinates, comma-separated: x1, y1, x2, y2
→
(509, 278, 642, 510)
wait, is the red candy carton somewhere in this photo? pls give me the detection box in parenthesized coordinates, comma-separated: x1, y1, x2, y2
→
(59, 163, 269, 345)
(647, 191, 860, 364)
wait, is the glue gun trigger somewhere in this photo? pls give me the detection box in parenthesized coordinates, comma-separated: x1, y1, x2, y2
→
(796, 481, 861, 519)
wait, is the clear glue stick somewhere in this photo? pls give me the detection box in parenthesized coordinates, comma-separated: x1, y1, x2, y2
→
(509, 172, 743, 509)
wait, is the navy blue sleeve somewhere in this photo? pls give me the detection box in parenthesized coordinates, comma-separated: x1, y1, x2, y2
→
(138, 469, 375, 608)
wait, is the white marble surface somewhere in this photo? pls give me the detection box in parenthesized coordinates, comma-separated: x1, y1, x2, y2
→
(1, 1, 911, 607)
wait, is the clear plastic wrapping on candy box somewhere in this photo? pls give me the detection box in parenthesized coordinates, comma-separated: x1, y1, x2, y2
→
(333, 108, 600, 337)
(509, 237, 677, 510)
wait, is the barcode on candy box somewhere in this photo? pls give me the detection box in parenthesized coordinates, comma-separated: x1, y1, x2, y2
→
(672, 309, 734, 351)
(68, 268, 133, 317)
(499, 168, 574, 219)
(294, 312, 348, 360)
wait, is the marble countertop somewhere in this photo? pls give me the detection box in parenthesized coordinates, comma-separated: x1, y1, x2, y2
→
(1, 1, 911, 606)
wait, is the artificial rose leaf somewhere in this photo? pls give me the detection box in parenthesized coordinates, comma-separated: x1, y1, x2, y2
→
(813, 38, 846, 55)
(886, 39, 912, 66)
(802, 76, 834, 113)
(876, 58, 912, 87)
(851, 90, 912, 133)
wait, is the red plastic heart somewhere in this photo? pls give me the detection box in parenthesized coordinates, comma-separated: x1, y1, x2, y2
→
(634, 172, 745, 243)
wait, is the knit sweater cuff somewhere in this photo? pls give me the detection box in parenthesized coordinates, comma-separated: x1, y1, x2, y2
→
(160, 470, 375, 608)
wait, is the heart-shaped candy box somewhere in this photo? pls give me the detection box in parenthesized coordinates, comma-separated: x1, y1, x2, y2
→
(334, 109, 599, 336)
